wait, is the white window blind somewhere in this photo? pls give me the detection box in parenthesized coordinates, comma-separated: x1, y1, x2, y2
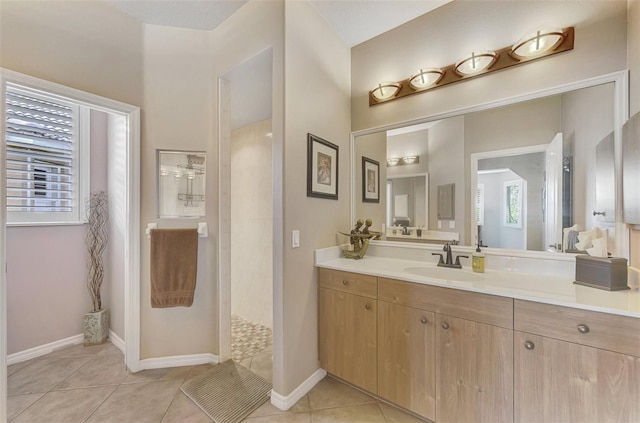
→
(5, 85, 86, 224)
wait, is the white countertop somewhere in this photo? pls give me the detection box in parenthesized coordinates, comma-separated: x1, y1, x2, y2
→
(316, 249, 640, 318)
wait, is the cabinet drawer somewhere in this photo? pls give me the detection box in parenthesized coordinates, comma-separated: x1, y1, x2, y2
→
(379, 277, 513, 329)
(514, 300, 640, 357)
(318, 268, 377, 299)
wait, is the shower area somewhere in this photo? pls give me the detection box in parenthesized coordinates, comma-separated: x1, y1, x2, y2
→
(226, 49, 274, 380)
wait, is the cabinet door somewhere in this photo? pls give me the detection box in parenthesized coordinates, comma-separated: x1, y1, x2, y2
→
(436, 314, 513, 423)
(515, 331, 640, 423)
(378, 301, 436, 420)
(318, 287, 377, 393)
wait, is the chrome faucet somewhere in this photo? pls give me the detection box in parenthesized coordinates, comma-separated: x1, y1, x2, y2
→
(432, 243, 468, 269)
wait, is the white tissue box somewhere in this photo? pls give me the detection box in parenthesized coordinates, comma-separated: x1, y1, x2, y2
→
(574, 255, 629, 291)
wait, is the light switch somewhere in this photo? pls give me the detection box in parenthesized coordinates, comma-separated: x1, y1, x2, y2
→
(292, 230, 300, 248)
(437, 220, 442, 229)
(449, 220, 455, 229)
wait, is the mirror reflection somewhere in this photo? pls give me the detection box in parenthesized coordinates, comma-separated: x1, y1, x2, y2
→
(354, 82, 617, 253)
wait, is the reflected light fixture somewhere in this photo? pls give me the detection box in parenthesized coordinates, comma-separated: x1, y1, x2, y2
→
(371, 81, 401, 101)
(454, 51, 498, 76)
(409, 68, 444, 89)
(387, 156, 420, 166)
(369, 26, 574, 106)
(511, 27, 565, 59)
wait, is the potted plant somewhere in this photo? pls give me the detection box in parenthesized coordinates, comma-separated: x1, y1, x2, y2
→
(83, 191, 109, 345)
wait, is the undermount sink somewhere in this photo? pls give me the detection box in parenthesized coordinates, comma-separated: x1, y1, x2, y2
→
(404, 266, 486, 282)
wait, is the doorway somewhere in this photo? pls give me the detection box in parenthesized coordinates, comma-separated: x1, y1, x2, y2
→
(0, 69, 141, 421)
(219, 49, 274, 381)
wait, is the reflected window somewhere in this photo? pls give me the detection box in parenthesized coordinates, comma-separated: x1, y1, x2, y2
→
(504, 180, 522, 228)
(476, 184, 485, 226)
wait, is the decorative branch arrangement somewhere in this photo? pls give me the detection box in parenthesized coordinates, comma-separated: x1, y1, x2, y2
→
(86, 191, 109, 312)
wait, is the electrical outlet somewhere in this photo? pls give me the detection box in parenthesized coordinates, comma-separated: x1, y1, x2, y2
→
(449, 220, 455, 229)
(437, 220, 442, 229)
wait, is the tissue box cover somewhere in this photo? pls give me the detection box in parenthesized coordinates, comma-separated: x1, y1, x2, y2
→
(574, 255, 629, 291)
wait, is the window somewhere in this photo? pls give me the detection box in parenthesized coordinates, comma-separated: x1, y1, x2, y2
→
(476, 183, 485, 226)
(5, 84, 89, 225)
(503, 179, 522, 228)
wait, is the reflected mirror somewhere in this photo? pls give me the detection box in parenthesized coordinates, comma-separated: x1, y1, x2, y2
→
(354, 79, 625, 255)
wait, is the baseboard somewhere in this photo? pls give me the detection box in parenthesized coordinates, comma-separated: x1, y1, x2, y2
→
(7, 334, 84, 366)
(271, 367, 327, 411)
(108, 330, 125, 354)
(139, 353, 219, 370)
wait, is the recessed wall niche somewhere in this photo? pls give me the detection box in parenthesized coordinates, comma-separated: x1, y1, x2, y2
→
(157, 150, 206, 218)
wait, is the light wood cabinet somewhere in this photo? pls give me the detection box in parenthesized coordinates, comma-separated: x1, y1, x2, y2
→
(377, 277, 513, 422)
(318, 269, 377, 393)
(436, 314, 514, 423)
(378, 301, 436, 420)
(514, 300, 640, 422)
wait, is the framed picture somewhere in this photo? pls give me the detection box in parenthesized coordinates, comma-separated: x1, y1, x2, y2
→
(362, 156, 380, 203)
(307, 133, 339, 200)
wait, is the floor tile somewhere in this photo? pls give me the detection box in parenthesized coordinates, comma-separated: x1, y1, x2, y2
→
(307, 376, 377, 410)
(97, 343, 124, 356)
(46, 342, 115, 359)
(289, 394, 311, 413)
(247, 349, 273, 382)
(122, 365, 192, 384)
(184, 363, 216, 382)
(161, 391, 212, 423)
(231, 314, 272, 363)
(53, 354, 128, 390)
(7, 361, 32, 377)
(87, 379, 182, 423)
(244, 412, 311, 422)
(8, 356, 91, 395)
(7, 393, 43, 421)
(311, 403, 387, 422)
(11, 386, 116, 423)
(247, 398, 286, 418)
(378, 402, 427, 423)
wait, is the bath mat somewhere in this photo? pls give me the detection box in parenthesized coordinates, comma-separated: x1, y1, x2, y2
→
(181, 360, 272, 423)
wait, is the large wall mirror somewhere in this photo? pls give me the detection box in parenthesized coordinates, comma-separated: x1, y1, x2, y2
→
(352, 72, 628, 258)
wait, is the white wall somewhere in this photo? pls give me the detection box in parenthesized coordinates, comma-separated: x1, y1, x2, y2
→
(387, 130, 429, 177)
(107, 114, 127, 340)
(629, 0, 640, 267)
(231, 119, 273, 329)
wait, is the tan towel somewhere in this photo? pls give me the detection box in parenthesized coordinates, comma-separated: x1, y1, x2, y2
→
(150, 228, 198, 308)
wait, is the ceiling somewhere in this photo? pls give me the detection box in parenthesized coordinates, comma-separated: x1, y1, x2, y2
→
(105, 0, 452, 130)
(107, 0, 451, 47)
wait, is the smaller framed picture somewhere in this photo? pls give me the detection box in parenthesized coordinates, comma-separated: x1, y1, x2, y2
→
(362, 156, 380, 203)
(307, 133, 339, 200)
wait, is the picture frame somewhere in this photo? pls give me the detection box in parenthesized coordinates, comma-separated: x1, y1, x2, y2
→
(307, 133, 339, 200)
(362, 156, 380, 203)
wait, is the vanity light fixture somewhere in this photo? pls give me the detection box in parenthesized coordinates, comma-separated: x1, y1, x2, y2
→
(511, 27, 565, 59)
(387, 156, 420, 167)
(409, 68, 444, 89)
(454, 51, 498, 76)
(371, 81, 401, 101)
(369, 26, 574, 106)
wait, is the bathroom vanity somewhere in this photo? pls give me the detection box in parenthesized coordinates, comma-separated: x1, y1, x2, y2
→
(316, 243, 640, 423)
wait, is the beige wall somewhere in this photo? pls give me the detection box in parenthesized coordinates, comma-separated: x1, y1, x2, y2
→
(352, 1, 628, 131)
(140, 24, 217, 359)
(283, 0, 351, 393)
(231, 119, 273, 329)
(355, 132, 387, 228)
(629, 0, 640, 267)
(387, 130, 429, 177)
(427, 116, 465, 239)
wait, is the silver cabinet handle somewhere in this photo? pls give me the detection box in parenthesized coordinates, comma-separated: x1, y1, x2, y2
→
(342, 280, 348, 285)
(441, 322, 450, 329)
(592, 211, 605, 216)
(420, 317, 428, 324)
(524, 341, 535, 350)
(577, 324, 590, 334)
(365, 303, 371, 310)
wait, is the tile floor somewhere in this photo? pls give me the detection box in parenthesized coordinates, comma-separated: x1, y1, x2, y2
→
(7, 341, 425, 422)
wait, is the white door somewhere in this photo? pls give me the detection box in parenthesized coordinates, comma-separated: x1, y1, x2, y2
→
(545, 133, 563, 251)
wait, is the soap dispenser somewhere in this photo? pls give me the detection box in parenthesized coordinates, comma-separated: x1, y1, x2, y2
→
(472, 244, 485, 273)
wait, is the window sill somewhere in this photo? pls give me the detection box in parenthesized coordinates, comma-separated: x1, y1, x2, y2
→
(7, 221, 87, 227)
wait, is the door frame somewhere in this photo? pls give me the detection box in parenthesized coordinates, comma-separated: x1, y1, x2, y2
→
(0, 69, 141, 420)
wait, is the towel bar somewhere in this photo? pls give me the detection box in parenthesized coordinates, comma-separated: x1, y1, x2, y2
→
(146, 222, 208, 238)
